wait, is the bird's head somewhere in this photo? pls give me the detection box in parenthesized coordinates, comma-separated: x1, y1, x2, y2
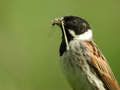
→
(52, 16, 93, 41)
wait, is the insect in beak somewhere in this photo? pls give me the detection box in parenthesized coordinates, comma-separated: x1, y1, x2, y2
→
(52, 17, 63, 26)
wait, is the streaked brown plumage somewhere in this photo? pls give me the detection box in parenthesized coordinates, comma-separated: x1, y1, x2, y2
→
(86, 41, 119, 90)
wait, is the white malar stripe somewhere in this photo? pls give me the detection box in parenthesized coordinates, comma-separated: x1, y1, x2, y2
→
(69, 29, 93, 41)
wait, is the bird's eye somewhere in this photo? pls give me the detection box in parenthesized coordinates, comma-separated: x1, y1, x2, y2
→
(72, 20, 76, 23)
(72, 20, 78, 25)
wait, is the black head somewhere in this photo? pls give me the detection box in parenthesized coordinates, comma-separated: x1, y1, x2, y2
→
(63, 16, 91, 35)
(52, 16, 91, 40)
(52, 16, 91, 38)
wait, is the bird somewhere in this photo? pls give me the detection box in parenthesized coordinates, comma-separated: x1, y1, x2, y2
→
(52, 16, 120, 90)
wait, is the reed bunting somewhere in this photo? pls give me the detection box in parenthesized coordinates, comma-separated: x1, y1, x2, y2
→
(52, 16, 120, 90)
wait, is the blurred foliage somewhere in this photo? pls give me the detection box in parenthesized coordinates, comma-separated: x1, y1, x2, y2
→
(0, 0, 120, 90)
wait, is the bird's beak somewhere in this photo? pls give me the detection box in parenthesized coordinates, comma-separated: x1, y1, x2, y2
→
(52, 17, 63, 26)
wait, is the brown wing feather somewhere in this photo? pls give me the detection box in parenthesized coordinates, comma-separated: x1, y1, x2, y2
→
(86, 41, 120, 90)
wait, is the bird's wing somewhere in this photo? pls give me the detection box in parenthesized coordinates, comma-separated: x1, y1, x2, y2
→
(85, 41, 120, 90)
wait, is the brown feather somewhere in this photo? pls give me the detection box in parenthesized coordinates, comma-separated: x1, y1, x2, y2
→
(85, 41, 120, 90)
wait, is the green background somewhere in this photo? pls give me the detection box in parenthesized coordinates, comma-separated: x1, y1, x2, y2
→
(0, 0, 120, 90)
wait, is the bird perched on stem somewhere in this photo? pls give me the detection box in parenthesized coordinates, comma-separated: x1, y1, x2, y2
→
(52, 16, 120, 90)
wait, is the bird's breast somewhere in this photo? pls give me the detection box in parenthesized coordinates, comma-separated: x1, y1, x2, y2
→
(59, 51, 96, 90)
(59, 40, 105, 90)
